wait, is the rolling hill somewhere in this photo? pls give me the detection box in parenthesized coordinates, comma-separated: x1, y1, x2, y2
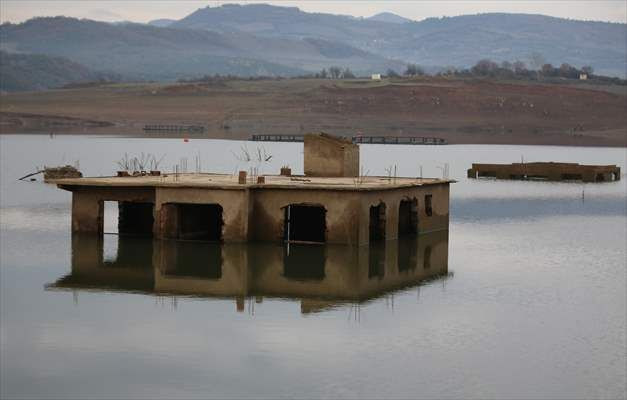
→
(0, 4, 625, 92)
(173, 4, 627, 77)
(0, 16, 403, 83)
(367, 12, 413, 24)
(147, 19, 175, 27)
(0, 51, 120, 91)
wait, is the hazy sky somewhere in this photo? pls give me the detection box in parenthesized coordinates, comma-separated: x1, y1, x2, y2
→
(1, 0, 626, 24)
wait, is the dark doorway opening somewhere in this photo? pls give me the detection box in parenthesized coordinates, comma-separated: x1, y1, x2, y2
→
(424, 195, 433, 217)
(369, 202, 386, 242)
(398, 198, 418, 236)
(118, 202, 154, 237)
(178, 204, 223, 241)
(283, 244, 325, 281)
(596, 173, 606, 182)
(283, 204, 326, 243)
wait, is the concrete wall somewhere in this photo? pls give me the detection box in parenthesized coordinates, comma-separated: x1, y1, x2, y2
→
(357, 183, 450, 246)
(66, 182, 449, 246)
(68, 186, 154, 234)
(154, 187, 250, 242)
(250, 188, 362, 245)
(343, 143, 360, 177)
(303, 133, 359, 177)
(155, 184, 449, 246)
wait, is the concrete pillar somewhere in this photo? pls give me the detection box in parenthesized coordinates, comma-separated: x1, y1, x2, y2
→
(71, 191, 103, 234)
(156, 203, 178, 239)
(386, 199, 399, 241)
(325, 198, 360, 245)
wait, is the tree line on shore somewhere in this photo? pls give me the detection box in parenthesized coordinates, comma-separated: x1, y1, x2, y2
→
(177, 59, 625, 85)
(385, 59, 624, 84)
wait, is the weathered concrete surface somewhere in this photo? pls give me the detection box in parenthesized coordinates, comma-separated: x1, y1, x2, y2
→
(57, 173, 445, 190)
(304, 133, 359, 177)
(155, 187, 250, 242)
(58, 174, 450, 245)
(358, 184, 450, 245)
(467, 162, 621, 182)
(68, 186, 154, 234)
(250, 189, 362, 244)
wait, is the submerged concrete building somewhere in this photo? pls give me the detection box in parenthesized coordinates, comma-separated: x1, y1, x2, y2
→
(467, 162, 621, 182)
(56, 133, 451, 246)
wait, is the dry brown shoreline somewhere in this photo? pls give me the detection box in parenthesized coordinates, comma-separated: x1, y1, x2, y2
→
(1, 77, 625, 147)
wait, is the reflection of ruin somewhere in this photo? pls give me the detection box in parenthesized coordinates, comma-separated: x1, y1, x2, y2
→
(49, 232, 450, 314)
(51, 132, 453, 313)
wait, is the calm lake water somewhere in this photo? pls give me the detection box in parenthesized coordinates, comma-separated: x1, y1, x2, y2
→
(1, 135, 625, 399)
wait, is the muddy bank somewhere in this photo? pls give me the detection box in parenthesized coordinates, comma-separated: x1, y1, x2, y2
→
(1, 78, 625, 147)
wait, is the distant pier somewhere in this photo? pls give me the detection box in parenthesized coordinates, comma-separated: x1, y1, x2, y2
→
(251, 134, 447, 145)
(467, 162, 621, 182)
(144, 124, 204, 133)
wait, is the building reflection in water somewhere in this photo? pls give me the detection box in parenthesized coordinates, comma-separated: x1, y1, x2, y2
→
(49, 231, 451, 314)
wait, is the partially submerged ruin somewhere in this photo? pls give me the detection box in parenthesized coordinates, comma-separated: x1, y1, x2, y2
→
(467, 162, 620, 182)
(56, 133, 451, 246)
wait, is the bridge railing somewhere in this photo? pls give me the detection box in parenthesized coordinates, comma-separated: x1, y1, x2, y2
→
(251, 134, 447, 145)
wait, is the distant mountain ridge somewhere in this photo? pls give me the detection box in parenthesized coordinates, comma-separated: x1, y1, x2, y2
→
(147, 19, 175, 27)
(0, 4, 625, 91)
(172, 5, 627, 77)
(367, 12, 412, 24)
(0, 16, 403, 82)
